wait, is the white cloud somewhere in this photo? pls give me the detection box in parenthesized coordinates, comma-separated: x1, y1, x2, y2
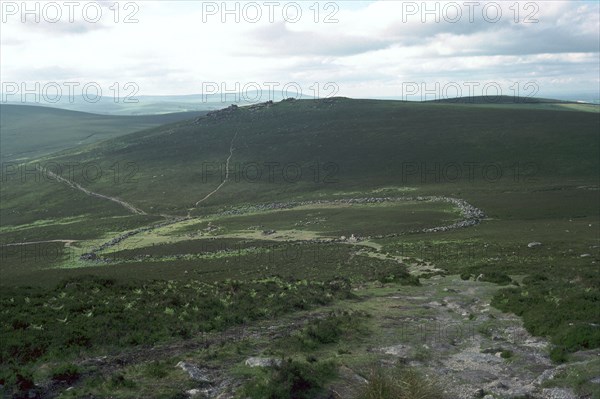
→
(1, 0, 598, 100)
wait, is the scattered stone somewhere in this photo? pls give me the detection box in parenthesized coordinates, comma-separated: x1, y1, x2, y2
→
(329, 366, 368, 398)
(244, 357, 281, 368)
(539, 388, 577, 399)
(176, 362, 211, 384)
(580, 253, 592, 257)
(443, 288, 459, 293)
(186, 389, 202, 397)
(528, 242, 542, 248)
(379, 344, 411, 358)
(79, 252, 98, 261)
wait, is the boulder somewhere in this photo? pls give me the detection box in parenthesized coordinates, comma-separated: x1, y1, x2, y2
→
(176, 362, 211, 384)
(244, 357, 281, 368)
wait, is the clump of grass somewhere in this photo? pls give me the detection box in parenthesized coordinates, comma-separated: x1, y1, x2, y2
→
(549, 346, 569, 363)
(478, 271, 513, 285)
(241, 358, 337, 399)
(492, 275, 600, 362)
(109, 373, 137, 389)
(143, 360, 169, 379)
(357, 364, 443, 399)
(50, 363, 81, 384)
(377, 265, 421, 286)
(0, 274, 355, 392)
(279, 310, 370, 352)
(0, 369, 35, 395)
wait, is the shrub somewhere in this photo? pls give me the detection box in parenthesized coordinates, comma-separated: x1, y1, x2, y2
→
(552, 324, 600, 352)
(376, 265, 420, 286)
(282, 311, 369, 351)
(242, 359, 337, 399)
(549, 346, 568, 363)
(109, 373, 137, 389)
(51, 363, 81, 384)
(143, 360, 169, 379)
(478, 271, 512, 285)
(357, 365, 443, 399)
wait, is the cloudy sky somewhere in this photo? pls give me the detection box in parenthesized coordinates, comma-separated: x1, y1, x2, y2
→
(1, 0, 599, 102)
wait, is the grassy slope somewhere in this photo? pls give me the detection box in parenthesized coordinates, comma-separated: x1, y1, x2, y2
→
(2, 98, 597, 220)
(0, 104, 207, 162)
(1, 98, 599, 397)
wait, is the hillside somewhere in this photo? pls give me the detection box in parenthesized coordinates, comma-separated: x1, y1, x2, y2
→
(1, 98, 598, 398)
(3, 97, 596, 217)
(426, 95, 600, 113)
(0, 104, 207, 162)
(1, 90, 308, 115)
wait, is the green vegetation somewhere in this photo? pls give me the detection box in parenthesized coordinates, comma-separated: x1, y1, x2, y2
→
(277, 311, 370, 352)
(357, 365, 443, 399)
(1, 98, 598, 397)
(492, 279, 600, 360)
(0, 275, 353, 392)
(50, 363, 81, 384)
(185, 201, 458, 237)
(241, 359, 337, 399)
(0, 104, 206, 162)
(3, 98, 597, 222)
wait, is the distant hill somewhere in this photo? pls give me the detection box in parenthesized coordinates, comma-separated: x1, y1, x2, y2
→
(425, 95, 570, 104)
(2, 97, 597, 225)
(0, 104, 207, 162)
(424, 95, 599, 113)
(1, 90, 308, 115)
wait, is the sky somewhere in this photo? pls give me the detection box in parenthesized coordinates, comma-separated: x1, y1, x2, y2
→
(1, 0, 599, 102)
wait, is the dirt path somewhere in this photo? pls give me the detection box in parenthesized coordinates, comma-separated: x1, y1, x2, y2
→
(189, 130, 238, 215)
(40, 165, 146, 215)
(40, 277, 595, 399)
(1, 239, 78, 247)
(355, 247, 444, 276)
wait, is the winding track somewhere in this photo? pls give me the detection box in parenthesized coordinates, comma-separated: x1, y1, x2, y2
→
(190, 130, 239, 213)
(0, 239, 78, 247)
(28, 133, 486, 260)
(39, 165, 147, 215)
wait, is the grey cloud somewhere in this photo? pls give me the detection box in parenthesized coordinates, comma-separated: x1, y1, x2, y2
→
(10, 66, 84, 82)
(21, 19, 111, 35)
(249, 22, 394, 56)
